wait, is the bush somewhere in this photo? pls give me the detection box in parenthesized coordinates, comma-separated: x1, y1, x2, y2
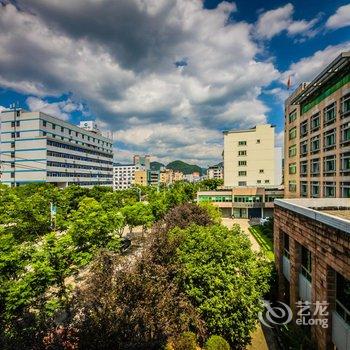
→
(205, 335, 230, 350)
(173, 332, 198, 350)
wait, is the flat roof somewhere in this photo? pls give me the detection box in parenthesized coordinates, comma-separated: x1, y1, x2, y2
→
(223, 124, 275, 135)
(275, 198, 350, 234)
(290, 52, 350, 105)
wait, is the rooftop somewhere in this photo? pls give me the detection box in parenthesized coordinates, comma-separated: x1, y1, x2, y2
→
(289, 51, 350, 106)
(275, 198, 350, 234)
(223, 124, 274, 135)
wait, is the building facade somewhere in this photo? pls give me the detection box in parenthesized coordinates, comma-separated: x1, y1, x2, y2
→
(274, 198, 350, 350)
(113, 164, 141, 190)
(284, 52, 350, 198)
(197, 187, 284, 218)
(133, 154, 151, 170)
(0, 110, 113, 187)
(159, 169, 184, 185)
(223, 124, 282, 188)
(207, 164, 223, 179)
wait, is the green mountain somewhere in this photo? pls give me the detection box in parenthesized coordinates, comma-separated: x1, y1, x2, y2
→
(166, 160, 204, 175)
(150, 161, 165, 171)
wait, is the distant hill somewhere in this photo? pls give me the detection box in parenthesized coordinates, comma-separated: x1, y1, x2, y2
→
(150, 161, 165, 171)
(166, 160, 204, 175)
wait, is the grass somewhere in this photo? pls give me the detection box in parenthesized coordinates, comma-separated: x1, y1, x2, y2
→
(248, 225, 274, 261)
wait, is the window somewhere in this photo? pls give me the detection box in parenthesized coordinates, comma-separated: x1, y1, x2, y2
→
(288, 145, 296, 157)
(238, 181, 247, 186)
(10, 152, 15, 159)
(324, 155, 336, 174)
(238, 161, 247, 166)
(341, 152, 350, 175)
(300, 181, 308, 197)
(324, 129, 336, 149)
(289, 180, 296, 192)
(310, 135, 320, 153)
(289, 127, 297, 140)
(336, 272, 350, 325)
(324, 182, 336, 197)
(259, 169, 264, 173)
(341, 123, 350, 145)
(43, 132, 47, 137)
(311, 181, 320, 198)
(238, 141, 246, 146)
(300, 120, 308, 137)
(11, 132, 15, 138)
(257, 180, 261, 184)
(61, 127, 64, 132)
(341, 93, 350, 117)
(52, 124, 56, 130)
(300, 141, 308, 156)
(341, 182, 350, 198)
(323, 102, 336, 125)
(310, 158, 320, 176)
(311, 113, 320, 131)
(256, 139, 260, 144)
(43, 120, 47, 127)
(300, 161, 307, 176)
(10, 142, 15, 149)
(289, 163, 296, 174)
(238, 150, 247, 156)
(10, 172, 15, 178)
(289, 110, 297, 123)
(283, 232, 290, 258)
(238, 171, 247, 176)
(265, 180, 270, 184)
(11, 121, 15, 127)
(301, 246, 312, 282)
(10, 162, 15, 169)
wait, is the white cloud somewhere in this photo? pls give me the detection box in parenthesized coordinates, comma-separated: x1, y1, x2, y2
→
(282, 41, 350, 85)
(255, 3, 319, 39)
(326, 4, 350, 30)
(26, 97, 86, 121)
(0, 1, 280, 165)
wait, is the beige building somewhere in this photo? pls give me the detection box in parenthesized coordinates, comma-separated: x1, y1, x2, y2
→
(223, 124, 282, 188)
(159, 169, 183, 185)
(284, 52, 350, 198)
(134, 169, 148, 186)
(207, 164, 223, 179)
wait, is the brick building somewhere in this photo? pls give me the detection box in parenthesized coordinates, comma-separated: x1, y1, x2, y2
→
(274, 198, 350, 350)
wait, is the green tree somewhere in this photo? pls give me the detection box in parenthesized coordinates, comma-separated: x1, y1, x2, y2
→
(122, 202, 154, 234)
(173, 224, 271, 349)
(198, 202, 222, 224)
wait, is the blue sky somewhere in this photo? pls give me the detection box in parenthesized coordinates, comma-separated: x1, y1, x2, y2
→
(0, 0, 350, 166)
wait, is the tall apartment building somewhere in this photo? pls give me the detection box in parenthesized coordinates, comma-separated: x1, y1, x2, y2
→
(133, 154, 151, 170)
(0, 109, 113, 187)
(284, 52, 350, 198)
(113, 164, 141, 190)
(207, 164, 223, 180)
(223, 124, 282, 188)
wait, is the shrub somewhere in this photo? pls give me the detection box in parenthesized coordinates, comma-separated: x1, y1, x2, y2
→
(205, 335, 230, 350)
(173, 332, 198, 350)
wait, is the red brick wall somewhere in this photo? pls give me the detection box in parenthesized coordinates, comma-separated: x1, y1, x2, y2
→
(274, 205, 350, 350)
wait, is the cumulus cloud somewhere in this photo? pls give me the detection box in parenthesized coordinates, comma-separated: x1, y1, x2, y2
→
(282, 41, 350, 85)
(255, 3, 319, 40)
(0, 1, 280, 165)
(326, 4, 350, 30)
(26, 97, 86, 121)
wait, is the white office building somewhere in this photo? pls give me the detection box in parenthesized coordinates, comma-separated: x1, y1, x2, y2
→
(223, 124, 282, 188)
(0, 109, 113, 187)
(113, 164, 142, 190)
(207, 165, 223, 179)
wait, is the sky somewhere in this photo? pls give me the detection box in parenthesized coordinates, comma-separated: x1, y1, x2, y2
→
(0, 0, 350, 167)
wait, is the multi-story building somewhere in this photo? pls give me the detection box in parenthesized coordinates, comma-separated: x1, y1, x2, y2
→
(0, 109, 113, 187)
(197, 186, 284, 218)
(148, 170, 160, 186)
(223, 124, 282, 188)
(134, 169, 148, 186)
(284, 52, 350, 198)
(133, 154, 151, 170)
(207, 164, 223, 180)
(113, 164, 141, 190)
(274, 198, 350, 350)
(159, 169, 183, 185)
